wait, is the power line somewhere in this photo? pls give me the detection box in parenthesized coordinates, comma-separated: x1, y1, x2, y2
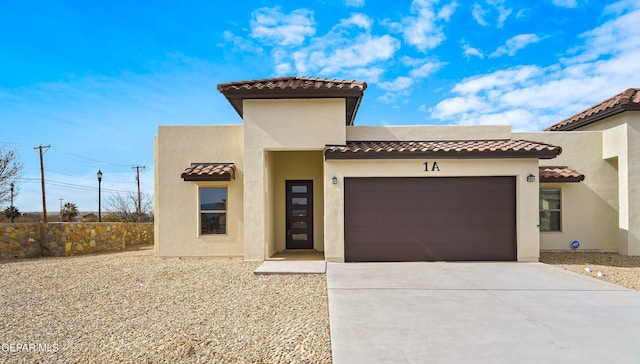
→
(16, 177, 155, 196)
(53, 148, 133, 168)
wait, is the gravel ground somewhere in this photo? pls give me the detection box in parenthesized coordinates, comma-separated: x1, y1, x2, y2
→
(0, 245, 332, 363)
(540, 251, 640, 291)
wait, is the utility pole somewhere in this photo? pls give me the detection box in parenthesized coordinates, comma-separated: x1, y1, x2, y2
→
(34, 145, 51, 223)
(59, 198, 64, 222)
(132, 165, 146, 222)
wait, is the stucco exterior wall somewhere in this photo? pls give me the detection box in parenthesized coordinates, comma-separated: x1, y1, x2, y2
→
(574, 112, 640, 254)
(627, 121, 640, 255)
(347, 125, 511, 141)
(264, 152, 276, 259)
(155, 125, 244, 257)
(324, 158, 541, 262)
(243, 99, 346, 260)
(515, 131, 619, 252)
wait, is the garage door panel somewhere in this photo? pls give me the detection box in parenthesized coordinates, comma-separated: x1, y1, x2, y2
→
(346, 242, 515, 262)
(346, 190, 512, 211)
(345, 208, 513, 228)
(344, 177, 516, 262)
(346, 226, 515, 245)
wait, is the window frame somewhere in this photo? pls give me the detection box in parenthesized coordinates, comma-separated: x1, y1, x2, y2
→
(199, 186, 228, 236)
(539, 187, 562, 232)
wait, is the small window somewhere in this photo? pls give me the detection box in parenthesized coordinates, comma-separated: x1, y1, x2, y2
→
(200, 188, 227, 235)
(540, 188, 561, 232)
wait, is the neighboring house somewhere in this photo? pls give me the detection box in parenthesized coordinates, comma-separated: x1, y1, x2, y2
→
(154, 77, 640, 261)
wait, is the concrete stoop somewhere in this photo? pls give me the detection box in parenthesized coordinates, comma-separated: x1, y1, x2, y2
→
(254, 260, 327, 274)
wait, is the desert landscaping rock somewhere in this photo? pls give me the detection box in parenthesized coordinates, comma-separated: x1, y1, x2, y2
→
(4, 246, 639, 363)
(540, 252, 640, 291)
(0, 246, 331, 363)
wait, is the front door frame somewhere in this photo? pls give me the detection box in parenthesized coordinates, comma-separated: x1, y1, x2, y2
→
(285, 180, 314, 249)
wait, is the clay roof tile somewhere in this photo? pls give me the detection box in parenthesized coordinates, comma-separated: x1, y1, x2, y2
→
(181, 163, 236, 181)
(539, 166, 585, 182)
(324, 140, 561, 160)
(546, 88, 640, 131)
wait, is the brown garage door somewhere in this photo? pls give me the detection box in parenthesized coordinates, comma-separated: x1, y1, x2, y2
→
(344, 177, 516, 262)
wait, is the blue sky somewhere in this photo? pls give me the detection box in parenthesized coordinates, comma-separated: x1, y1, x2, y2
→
(2, 0, 640, 212)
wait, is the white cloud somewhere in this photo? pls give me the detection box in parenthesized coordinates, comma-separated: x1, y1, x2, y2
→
(515, 8, 529, 18)
(339, 13, 372, 30)
(604, 0, 640, 15)
(490, 33, 541, 57)
(495, 3, 512, 28)
(348, 67, 386, 83)
(472, 0, 512, 28)
(401, 0, 457, 52)
(431, 95, 490, 119)
(275, 63, 292, 75)
(376, 58, 444, 103)
(245, 9, 401, 81)
(552, 0, 578, 8)
(438, 1, 458, 20)
(578, 8, 640, 58)
(429, 6, 640, 131)
(379, 76, 414, 92)
(471, 3, 488, 26)
(345, 0, 365, 7)
(457, 109, 540, 131)
(222, 31, 261, 53)
(452, 65, 541, 94)
(302, 34, 400, 75)
(410, 60, 445, 78)
(462, 43, 484, 59)
(250, 7, 315, 46)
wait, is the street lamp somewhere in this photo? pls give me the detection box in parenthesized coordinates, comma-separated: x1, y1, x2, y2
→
(97, 170, 103, 222)
(10, 182, 14, 223)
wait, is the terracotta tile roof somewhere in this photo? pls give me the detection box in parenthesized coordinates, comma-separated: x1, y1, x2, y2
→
(546, 88, 640, 131)
(217, 76, 367, 93)
(181, 163, 235, 181)
(217, 76, 367, 125)
(324, 140, 562, 160)
(539, 166, 585, 183)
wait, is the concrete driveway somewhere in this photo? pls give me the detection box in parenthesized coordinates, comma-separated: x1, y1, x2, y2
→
(327, 262, 640, 364)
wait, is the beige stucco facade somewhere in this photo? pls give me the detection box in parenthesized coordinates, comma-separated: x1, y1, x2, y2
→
(154, 78, 640, 261)
(155, 125, 245, 258)
(323, 157, 541, 262)
(515, 131, 619, 252)
(242, 99, 346, 260)
(515, 110, 640, 255)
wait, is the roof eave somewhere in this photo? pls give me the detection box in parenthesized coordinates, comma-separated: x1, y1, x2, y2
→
(547, 106, 626, 131)
(181, 175, 233, 182)
(218, 86, 365, 122)
(540, 176, 585, 183)
(547, 93, 640, 131)
(324, 150, 561, 160)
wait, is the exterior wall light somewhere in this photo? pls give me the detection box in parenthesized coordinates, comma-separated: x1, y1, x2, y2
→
(332, 176, 338, 185)
(526, 174, 536, 183)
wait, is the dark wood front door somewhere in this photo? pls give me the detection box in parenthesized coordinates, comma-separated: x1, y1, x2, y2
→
(286, 180, 314, 249)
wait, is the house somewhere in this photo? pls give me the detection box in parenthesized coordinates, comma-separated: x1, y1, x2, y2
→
(154, 76, 640, 262)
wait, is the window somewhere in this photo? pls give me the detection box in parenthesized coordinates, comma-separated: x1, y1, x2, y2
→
(540, 188, 561, 232)
(200, 188, 227, 235)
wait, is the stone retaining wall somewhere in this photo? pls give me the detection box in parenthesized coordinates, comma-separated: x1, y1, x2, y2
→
(0, 223, 153, 259)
